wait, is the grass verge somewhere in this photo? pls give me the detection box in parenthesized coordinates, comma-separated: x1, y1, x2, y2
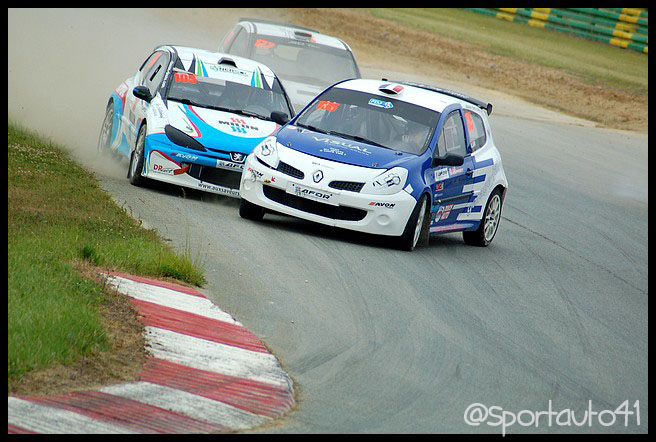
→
(8, 121, 205, 392)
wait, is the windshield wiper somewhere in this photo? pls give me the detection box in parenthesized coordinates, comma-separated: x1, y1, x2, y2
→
(237, 109, 270, 121)
(327, 130, 388, 149)
(295, 123, 328, 134)
(169, 97, 204, 108)
(169, 99, 271, 120)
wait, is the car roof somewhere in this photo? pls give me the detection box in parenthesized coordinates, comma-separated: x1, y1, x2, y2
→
(237, 18, 352, 51)
(162, 45, 280, 84)
(334, 79, 493, 115)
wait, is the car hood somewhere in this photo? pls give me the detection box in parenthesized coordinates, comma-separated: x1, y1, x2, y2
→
(276, 125, 418, 169)
(166, 101, 280, 154)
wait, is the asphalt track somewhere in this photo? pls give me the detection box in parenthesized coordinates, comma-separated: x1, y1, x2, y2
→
(9, 8, 648, 434)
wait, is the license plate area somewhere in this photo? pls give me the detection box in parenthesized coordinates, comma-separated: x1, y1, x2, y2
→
(287, 183, 338, 206)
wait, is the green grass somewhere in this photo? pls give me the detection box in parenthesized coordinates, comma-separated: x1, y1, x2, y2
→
(8, 121, 205, 382)
(369, 8, 648, 95)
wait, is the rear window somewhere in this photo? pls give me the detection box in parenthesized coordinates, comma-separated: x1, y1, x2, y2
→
(464, 110, 487, 151)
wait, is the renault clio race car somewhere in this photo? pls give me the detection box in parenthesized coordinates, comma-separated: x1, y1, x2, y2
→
(219, 18, 361, 112)
(97, 45, 294, 198)
(239, 79, 508, 251)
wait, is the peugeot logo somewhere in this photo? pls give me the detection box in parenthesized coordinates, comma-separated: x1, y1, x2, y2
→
(230, 152, 246, 163)
(312, 170, 324, 183)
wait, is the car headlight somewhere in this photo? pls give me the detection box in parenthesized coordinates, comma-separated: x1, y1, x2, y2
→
(361, 167, 408, 195)
(254, 136, 280, 169)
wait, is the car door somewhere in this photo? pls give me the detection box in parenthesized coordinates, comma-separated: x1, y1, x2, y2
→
(126, 50, 168, 145)
(429, 109, 476, 231)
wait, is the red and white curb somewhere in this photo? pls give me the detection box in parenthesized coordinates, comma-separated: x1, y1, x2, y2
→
(7, 272, 295, 434)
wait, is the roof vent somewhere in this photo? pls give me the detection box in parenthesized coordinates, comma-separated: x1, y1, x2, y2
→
(294, 30, 313, 39)
(379, 83, 404, 95)
(218, 57, 237, 67)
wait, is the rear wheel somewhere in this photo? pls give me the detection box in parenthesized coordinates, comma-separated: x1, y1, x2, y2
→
(239, 198, 265, 221)
(398, 194, 429, 251)
(128, 124, 148, 186)
(463, 188, 503, 247)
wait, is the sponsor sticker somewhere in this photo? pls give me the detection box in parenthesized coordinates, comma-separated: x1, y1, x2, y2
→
(435, 204, 454, 221)
(434, 168, 449, 181)
(449, 167, 464, 176)
(312, 136, 371, 155)
(465, 111, 475, 132)
(368, 98, 394, 109)
(369, 202, 396, 209)
(320, 147, 346, 156)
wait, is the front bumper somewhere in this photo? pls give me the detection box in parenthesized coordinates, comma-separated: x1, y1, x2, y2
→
(239, 151, 418, 237)
(143, 136, 245, 198)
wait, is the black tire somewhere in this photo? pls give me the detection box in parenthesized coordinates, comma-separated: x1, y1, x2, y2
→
(398, 194, 430, 251)
(97, 101, 114, 155)
(239, 197, 265, 221)
(128, 124, 148, 186)
(463, 188, 503, 247)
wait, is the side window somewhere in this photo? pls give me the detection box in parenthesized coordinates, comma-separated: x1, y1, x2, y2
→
(221, 26, 238, 52)
(143, 51, 170, 95)
(464, 111, 487, 151)
(230, 27, 250, 57)
(436, 110, 467, 157)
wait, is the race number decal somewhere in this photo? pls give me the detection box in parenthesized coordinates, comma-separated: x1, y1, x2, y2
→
(317, 101, 340, 112)
(255, 39, 276, 49)
(174, 73, 197, 84)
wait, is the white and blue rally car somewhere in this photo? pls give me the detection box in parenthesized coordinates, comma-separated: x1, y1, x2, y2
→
(239, 79, 508, 251)
(97, 45, 294, 198)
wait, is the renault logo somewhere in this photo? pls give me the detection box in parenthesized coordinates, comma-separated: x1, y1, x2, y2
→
(313, 170, 324, 183)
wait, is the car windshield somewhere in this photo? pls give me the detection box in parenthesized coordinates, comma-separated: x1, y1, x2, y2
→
(294, 88, 440, 155)
(166, 68, 292, 119)
(249, 36, 359, 87)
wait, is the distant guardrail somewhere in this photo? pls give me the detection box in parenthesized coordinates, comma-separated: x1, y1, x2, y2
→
(466, 8, 648, 54)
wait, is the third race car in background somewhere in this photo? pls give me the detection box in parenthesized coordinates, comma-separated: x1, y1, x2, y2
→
(97, 45, 294, 198)
(239, 79, 508, 251)
(219, 18, 361, 113)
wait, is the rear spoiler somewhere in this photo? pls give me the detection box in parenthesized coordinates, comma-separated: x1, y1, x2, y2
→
(393, 80, 493, 115)
(238, 17, 320, 34)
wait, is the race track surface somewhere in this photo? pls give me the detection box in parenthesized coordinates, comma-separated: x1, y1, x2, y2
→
(9, 8, 648, 434)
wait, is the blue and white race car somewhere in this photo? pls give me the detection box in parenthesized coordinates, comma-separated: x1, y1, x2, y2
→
(97, 45, 294, 198)
(239, 79, 508, 250)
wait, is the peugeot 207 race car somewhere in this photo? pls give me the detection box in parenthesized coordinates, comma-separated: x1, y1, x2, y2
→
(239, 79, 508, 251)
(219, 18, 361, 112)
(97, 45, 294, 198)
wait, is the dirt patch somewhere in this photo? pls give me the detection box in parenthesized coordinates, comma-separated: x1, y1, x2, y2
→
(281, 8, 647, 133)
(8, 263, 147, 397)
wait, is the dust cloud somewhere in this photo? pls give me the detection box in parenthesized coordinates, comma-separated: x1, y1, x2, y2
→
(8, 8, 288, 179)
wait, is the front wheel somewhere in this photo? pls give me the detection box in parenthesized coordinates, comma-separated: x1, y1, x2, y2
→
(128, 124, 148, 186)
(398, 194, 429, 251)
(97, 101, 113, 155)
(239, 198, 265, 221)
(463, 188, 503, 247)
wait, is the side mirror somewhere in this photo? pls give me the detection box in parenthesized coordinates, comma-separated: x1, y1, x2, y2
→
(133, 85, 152, 103)
(432, 153, 464, 167)
(270, 111, 289, 126)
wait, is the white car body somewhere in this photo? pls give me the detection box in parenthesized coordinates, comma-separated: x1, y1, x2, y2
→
(239, 78, 508, 249)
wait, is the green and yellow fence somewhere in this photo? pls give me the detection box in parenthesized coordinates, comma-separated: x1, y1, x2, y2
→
(467, 8, 648, 54)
